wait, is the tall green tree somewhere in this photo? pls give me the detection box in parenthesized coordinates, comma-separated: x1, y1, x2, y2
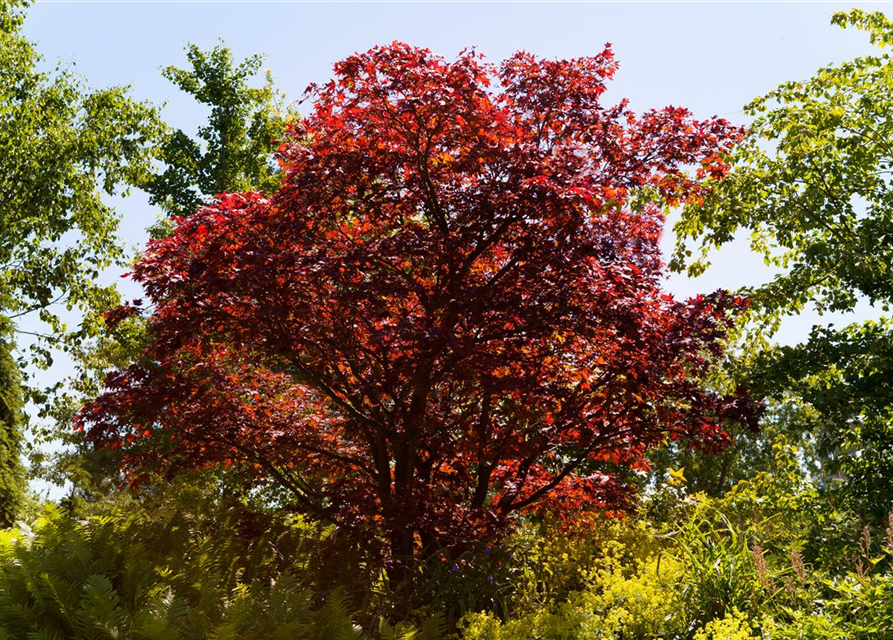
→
(144, 43, 296, 218)
(0, 0, 160, 517)
(0, 334, 24, 527)
(44, 43, 297, 496)
(0, 0, 160, 350)
(672, 9, 893, 518)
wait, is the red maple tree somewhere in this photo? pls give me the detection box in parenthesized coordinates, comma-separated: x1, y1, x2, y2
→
(80, 43, 757, 575)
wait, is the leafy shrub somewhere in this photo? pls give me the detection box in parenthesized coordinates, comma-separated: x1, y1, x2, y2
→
(457, 519, 684, 640)
(674, 500, 775, 628)
(0, 496, 370, 639)
(692, 609, 757, 640)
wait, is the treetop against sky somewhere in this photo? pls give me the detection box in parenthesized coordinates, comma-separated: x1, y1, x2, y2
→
(22, 2, 887, 350)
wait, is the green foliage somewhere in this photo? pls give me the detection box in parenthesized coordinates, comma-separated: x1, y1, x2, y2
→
(34, 312, 148, 494)
(377, 616, 446, 640)
(674, 504, 771, 627)
(403, 519, 616, 626)
(748, 320, 893, 520)
(144, 42, 297, 218)
(672, 9, 893, 320)
(674, 438, 893, 640)
(0, 0, 158, 500)
(9, 440, 893, 640)
(0, 338, 24, 527)
(37, 42, 294, 492)
(457, 518, 684, 640)
(671, 8, 893, 525)
(0, 0, 161, 358)
(0, 490, 371, 640)
(692, 609, 757, 640)
(457, 553, 684, 639)
(448, 439, 893, 640)
(646, 424, 775, 498)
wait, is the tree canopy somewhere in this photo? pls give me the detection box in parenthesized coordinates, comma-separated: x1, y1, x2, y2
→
(0, 0, 160, 523)
(0, 0, 160, 349)
(42, 41, 298, 495)
(673, 11, 893, 321)
(673, 9, 893, 519)
(143, 43, 296, 219)
(80, 43, 759, 577)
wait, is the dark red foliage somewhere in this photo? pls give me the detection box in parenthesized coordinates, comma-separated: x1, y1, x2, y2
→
(102, 300, 141, 330)
(79, 43, 757, 563)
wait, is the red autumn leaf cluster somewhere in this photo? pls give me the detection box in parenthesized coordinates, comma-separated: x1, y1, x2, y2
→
(79, 42, 758, 564)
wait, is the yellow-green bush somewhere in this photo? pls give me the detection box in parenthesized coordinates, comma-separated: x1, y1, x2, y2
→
(0, 498, 366, 639)
(692, 609, 757, 640)
(8, 438, 893, 640)
(458, 524, 684, 640)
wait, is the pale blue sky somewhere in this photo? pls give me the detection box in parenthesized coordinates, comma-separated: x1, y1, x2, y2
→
(17, 2, 892, 490)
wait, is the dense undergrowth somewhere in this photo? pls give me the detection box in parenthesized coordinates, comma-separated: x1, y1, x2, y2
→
(4, 440, 893, 640)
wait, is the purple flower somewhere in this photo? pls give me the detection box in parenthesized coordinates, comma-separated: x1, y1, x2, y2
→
(451, 564, 459, 573)
(487, 576, 494, 583)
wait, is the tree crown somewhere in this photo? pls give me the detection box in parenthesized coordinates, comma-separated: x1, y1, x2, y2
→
(81, 43, 757, 555)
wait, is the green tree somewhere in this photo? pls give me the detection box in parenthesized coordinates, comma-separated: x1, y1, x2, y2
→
(0, 0, 160, 351)
(747, 320, 893, 520)
(43, 43, 296, 496)
(144, 42, 296, 218)
(0, 0, 160, 516)
(671, 9, 893, 519)
(0, 334, 24, 527)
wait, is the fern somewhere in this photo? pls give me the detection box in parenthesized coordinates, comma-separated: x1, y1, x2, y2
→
(0, 490, 376, 640)
(74, 575, 124, 639)
(379, 615, 445, 640)
(25, 630, 64, 640)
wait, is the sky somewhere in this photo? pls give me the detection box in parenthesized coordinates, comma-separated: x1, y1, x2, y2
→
(17, 0, 893, 492)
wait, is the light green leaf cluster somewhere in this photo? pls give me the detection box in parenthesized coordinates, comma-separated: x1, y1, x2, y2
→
(458, 524, 684, 640)
(0, 0, 161, 354)
(692, 609, 757, 640)
(672, 9, 893, 329)
(143, 42, 298, 220)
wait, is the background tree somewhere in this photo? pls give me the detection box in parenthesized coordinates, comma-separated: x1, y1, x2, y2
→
(0, 333, 24, 526)
(0, 0, 160, 518)
(0, 0, 159, 351)
(40, 42, 297, 497)
(143, 42, 297, 219)
(80, 43, 758, 583)
(672, 9, 893, 519)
